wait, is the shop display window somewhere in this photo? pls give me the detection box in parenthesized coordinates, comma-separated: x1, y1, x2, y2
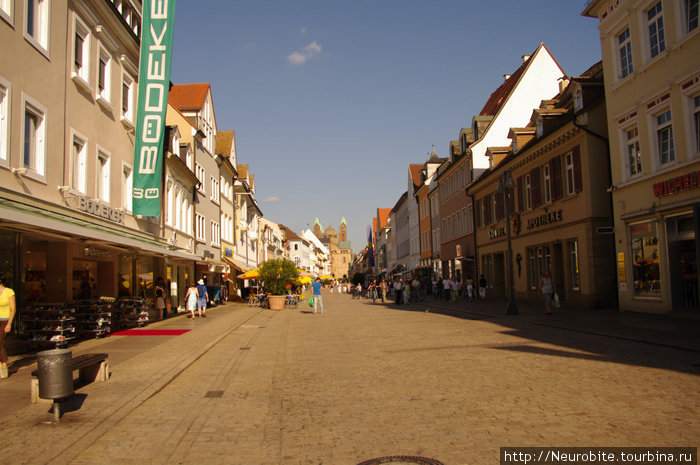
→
(22, 238, 47, 304)
(72, 260, 98, 300)
(0, 230, 17, 288)
(118, 253, 132, 297)
(137, 255, 153, 299)
(630, 221, 661, 297)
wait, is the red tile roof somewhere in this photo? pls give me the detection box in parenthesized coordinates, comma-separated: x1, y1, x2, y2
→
(409, 164, 423, 189)
(377, 208, 391, 229)
(215, 130, 235, 157)
(479, 58, 529, 116)
(169, 83, 210, 112)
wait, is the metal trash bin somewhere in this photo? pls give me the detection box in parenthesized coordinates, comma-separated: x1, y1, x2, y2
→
(36, 348, 73, 400)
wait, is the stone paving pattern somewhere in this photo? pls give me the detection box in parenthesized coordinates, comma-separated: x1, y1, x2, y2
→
(0, 292, 698, 465)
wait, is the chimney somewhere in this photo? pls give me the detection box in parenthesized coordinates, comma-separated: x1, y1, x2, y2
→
(558, 76, 570, 94)
(522, 54, 531, 63)
(504, 74, 511, 81)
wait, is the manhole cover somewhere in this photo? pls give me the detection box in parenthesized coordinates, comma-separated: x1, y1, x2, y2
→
(204, 391, 224, 398)
(356, 456, 445, 465)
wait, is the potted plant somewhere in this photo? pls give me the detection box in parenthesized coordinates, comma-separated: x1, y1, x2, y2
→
(258, 258, 299, 310)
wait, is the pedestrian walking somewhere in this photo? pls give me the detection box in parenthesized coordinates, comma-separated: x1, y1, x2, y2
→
(155, 277, 166, 319)
(185, 282, 198, 319)
(450, 277, 458, 301)
(479, 274, 487, 300)
(196, 279, 208, 318)
(369, 280, 378, 303)
(540, 271, 554, 315)
(442, 276, 451, 301)
(0, 276, 16, 379)
(432, 277, 440, 299)
(380, 279, 387, 303)
(312, 277, 324, 314)
(403, 279, 410, 305)
(394, 279, 403, 304)
(466, 275, 474, 302)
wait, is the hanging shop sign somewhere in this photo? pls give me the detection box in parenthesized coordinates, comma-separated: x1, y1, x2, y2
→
(527, 209, 563, 230)
(652, 169, 700, 197)
(132, 0, 177, 216)
(77, 196, 124, 223)
(224, 247, 233, 257)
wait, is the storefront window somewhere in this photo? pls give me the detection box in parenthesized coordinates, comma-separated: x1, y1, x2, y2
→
(22, 237, 47, 304)
(137, 255, 154, 299)
(118, 253, 132, 297)
(72, 260, 98, 301)
(630, 221, 661, 297)
(528, 245, 551, 290)
(567, 240, 580, 291)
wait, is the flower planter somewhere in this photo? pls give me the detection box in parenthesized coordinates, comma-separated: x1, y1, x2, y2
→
(267, 295, 286, 310)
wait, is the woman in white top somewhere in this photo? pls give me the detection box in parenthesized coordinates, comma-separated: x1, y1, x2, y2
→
(540, 271, 554, 315)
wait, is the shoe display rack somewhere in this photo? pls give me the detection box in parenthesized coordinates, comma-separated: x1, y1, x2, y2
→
(115, 297, 149, 328)
(21, 303, 77, 348)
(74, 297, 114, 338)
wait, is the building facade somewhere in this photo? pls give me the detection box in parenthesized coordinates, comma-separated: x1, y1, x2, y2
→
(470, 63, 617, 308)
(583, 0, 700, 313)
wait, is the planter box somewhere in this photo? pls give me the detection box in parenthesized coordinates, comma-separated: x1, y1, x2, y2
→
(268, 295, 286, 310)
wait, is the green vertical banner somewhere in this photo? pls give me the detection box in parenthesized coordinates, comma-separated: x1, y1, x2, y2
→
(133, 0, 176, 216)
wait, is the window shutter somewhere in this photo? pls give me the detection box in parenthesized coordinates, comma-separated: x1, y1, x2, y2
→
(484, 194, 492, 225)
(551, 157, 563, 201)
(573, 145, 583, 193)
(531, 167, 541, 208)
(495, 191, 504, 221)
(516, 176, 523, 212)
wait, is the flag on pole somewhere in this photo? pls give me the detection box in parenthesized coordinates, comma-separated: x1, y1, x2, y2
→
(132, 0, 177, 216)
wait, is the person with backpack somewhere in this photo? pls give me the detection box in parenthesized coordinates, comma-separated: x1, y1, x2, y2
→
(196, 279, 208, 318)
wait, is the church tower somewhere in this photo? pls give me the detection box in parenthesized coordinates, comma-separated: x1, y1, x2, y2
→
(339, 217, 347, 242)
(313, 217, 323, 238)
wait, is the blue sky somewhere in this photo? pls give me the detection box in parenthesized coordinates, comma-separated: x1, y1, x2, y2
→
(170, 1, 602, 251)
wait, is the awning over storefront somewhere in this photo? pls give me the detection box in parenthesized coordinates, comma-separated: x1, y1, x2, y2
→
(223, 256, 252, 273)
(0, 198, 199, 261)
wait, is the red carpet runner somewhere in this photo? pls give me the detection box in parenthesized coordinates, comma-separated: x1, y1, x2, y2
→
(111, 329, 191, 336)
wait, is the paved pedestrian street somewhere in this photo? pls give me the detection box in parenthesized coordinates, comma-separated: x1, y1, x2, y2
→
(1, 292, 698, 465)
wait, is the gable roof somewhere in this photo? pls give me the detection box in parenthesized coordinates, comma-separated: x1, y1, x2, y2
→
(215, 130, 235, 157)
(377, 208, 391, 229)
(409, 164, 423, 189)
(279, 224, 303, 242)
(169, 83, 211, 112)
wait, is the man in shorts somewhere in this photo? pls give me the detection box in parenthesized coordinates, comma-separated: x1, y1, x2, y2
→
(196, 279, 208, 318)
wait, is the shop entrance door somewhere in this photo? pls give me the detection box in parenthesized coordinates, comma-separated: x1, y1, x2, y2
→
(667, 214, 698, 312)
(493, 252, 505, 298)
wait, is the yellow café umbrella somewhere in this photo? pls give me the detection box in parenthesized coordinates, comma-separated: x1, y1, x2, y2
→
(237, 268, 260, 280)
(296, 276, 313, 285)
(320, 275, 334, 281)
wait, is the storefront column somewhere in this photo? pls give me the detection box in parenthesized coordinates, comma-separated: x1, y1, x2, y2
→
(46, 242, 70, 303)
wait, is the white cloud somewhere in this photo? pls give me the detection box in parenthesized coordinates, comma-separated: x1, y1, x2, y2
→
(287, 41, 322, 65)
(264, 196, 280, 202)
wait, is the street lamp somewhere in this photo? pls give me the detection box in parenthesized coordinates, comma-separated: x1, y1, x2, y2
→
(498, 169, 518, 315)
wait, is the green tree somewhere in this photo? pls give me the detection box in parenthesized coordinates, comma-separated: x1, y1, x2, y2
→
(258, 258, 299, 295)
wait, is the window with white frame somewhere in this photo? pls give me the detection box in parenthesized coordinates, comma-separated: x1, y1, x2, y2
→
(195, 164, 205, 193)
(25, 0, 49, 55)
(647, 2, 666, 59)
(97, 150, 110, 202)
(70, 133, 87, 193)
(211, 221, 220, 246)
(655, 109, 675, 165)
(72, 15, 90, 85)
(122, 163, 133, 212)
(525, 174, 532, 209)
(683, 0, 698, 35)
(543, 164, 552, 204)
(618, 28, 634, 79)
(195, 214, 206, 241)
(0, 0, 13, 25)
(565, 153, 575, 195)
(574, 88, 583, 112)
(22, 95, 46, 177)
(0, 77, 9, 163)
(625, 126, 642, 176)
(121, 72, 134, 124)
(211, 176, 219, 204)
(97, 46, 111, 104)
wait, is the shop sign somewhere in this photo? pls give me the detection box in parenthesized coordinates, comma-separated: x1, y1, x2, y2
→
(202, 250, 215, 260)
(83, 246, 111, 258)
(488, 226, 506, 239)
(224, 247, 233, 257)
(617, 252, 626, 283)
(77, 196, 124, 223)
(527, 209, 563, 230)
(652, 170, 700, 197)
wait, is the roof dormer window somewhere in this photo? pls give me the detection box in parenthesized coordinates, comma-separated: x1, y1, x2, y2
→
(536, 118, 544, 138)
(574, 88, 583, 112)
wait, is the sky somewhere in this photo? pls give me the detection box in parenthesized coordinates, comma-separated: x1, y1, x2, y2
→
(170, 1, 603, 252)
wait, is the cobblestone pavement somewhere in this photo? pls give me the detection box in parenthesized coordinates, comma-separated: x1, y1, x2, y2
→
(0, 292, 698, 465)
